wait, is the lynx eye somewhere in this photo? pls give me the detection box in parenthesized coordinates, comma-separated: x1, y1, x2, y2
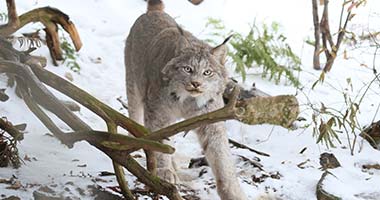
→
(203, 69, 213, 76)
(183, 66, 193, 73)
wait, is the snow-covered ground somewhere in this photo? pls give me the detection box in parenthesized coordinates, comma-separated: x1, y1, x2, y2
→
(1, 0, 380, 199)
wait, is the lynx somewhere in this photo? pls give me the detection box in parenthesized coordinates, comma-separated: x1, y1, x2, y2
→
(124, 0, 247, 199)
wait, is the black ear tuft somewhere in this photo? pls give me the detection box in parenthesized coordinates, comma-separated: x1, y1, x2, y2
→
(211, 35, 233, 65)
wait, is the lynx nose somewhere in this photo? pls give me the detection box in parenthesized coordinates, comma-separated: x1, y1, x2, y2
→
(191, 81, 201, 89)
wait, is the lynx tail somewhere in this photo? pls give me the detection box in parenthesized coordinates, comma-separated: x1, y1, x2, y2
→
(147, 0, 164, 12)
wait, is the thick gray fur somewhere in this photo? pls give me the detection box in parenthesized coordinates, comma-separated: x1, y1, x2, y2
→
(124, 8, 247, 200)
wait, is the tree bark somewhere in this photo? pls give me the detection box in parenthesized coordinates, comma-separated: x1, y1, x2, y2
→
(312, 0, 321, 70)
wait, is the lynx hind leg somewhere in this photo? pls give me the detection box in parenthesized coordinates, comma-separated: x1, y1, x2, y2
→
(143, 103, 179, 184)
(126, 83, 144, 125)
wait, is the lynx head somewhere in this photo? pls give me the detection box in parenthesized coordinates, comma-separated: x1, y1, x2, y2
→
(161, 33, 231, 106)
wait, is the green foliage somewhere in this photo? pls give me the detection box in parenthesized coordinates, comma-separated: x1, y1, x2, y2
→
(60, 34, 80, 72)
(205, 18, 301, 86)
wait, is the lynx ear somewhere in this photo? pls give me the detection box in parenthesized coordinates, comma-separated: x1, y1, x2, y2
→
(175, 25, 191, 55)
(211, 35, 232, 65)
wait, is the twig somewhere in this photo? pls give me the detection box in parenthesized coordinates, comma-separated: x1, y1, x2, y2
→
(228, 139, 270, 157)
(237, 155, 264, 171)
(117, 96, 128, 110)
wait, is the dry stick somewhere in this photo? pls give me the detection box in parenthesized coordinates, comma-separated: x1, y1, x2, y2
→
(312, 0, 321, 70)
(0, 118, 24, 141)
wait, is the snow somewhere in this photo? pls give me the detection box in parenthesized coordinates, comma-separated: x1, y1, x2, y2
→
(1, 0, 380, 199)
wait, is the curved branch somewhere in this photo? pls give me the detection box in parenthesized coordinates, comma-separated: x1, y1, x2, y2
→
(0, 6, 82, 65)
(316, 171, 342, 200)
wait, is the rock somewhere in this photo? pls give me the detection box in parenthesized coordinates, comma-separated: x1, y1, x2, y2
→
(1, 196, 21, 200)
(188, 157, 208, 168)
(360, 121, 380, 149)
(319, 153, 341, 169)
(87, 185, 123, 200)
(33, 186, 64, 200)
(33, 191, 63, 200)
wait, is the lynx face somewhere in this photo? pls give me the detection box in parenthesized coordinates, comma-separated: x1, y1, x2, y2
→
(162, 48, 227, 106)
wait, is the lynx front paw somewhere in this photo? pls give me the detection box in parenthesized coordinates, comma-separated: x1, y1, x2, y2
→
(156, 167, 180, 184)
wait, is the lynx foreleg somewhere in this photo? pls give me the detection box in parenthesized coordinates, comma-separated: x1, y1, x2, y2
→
(193, 99, 247, 200)
(196, 122, 247, 200)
